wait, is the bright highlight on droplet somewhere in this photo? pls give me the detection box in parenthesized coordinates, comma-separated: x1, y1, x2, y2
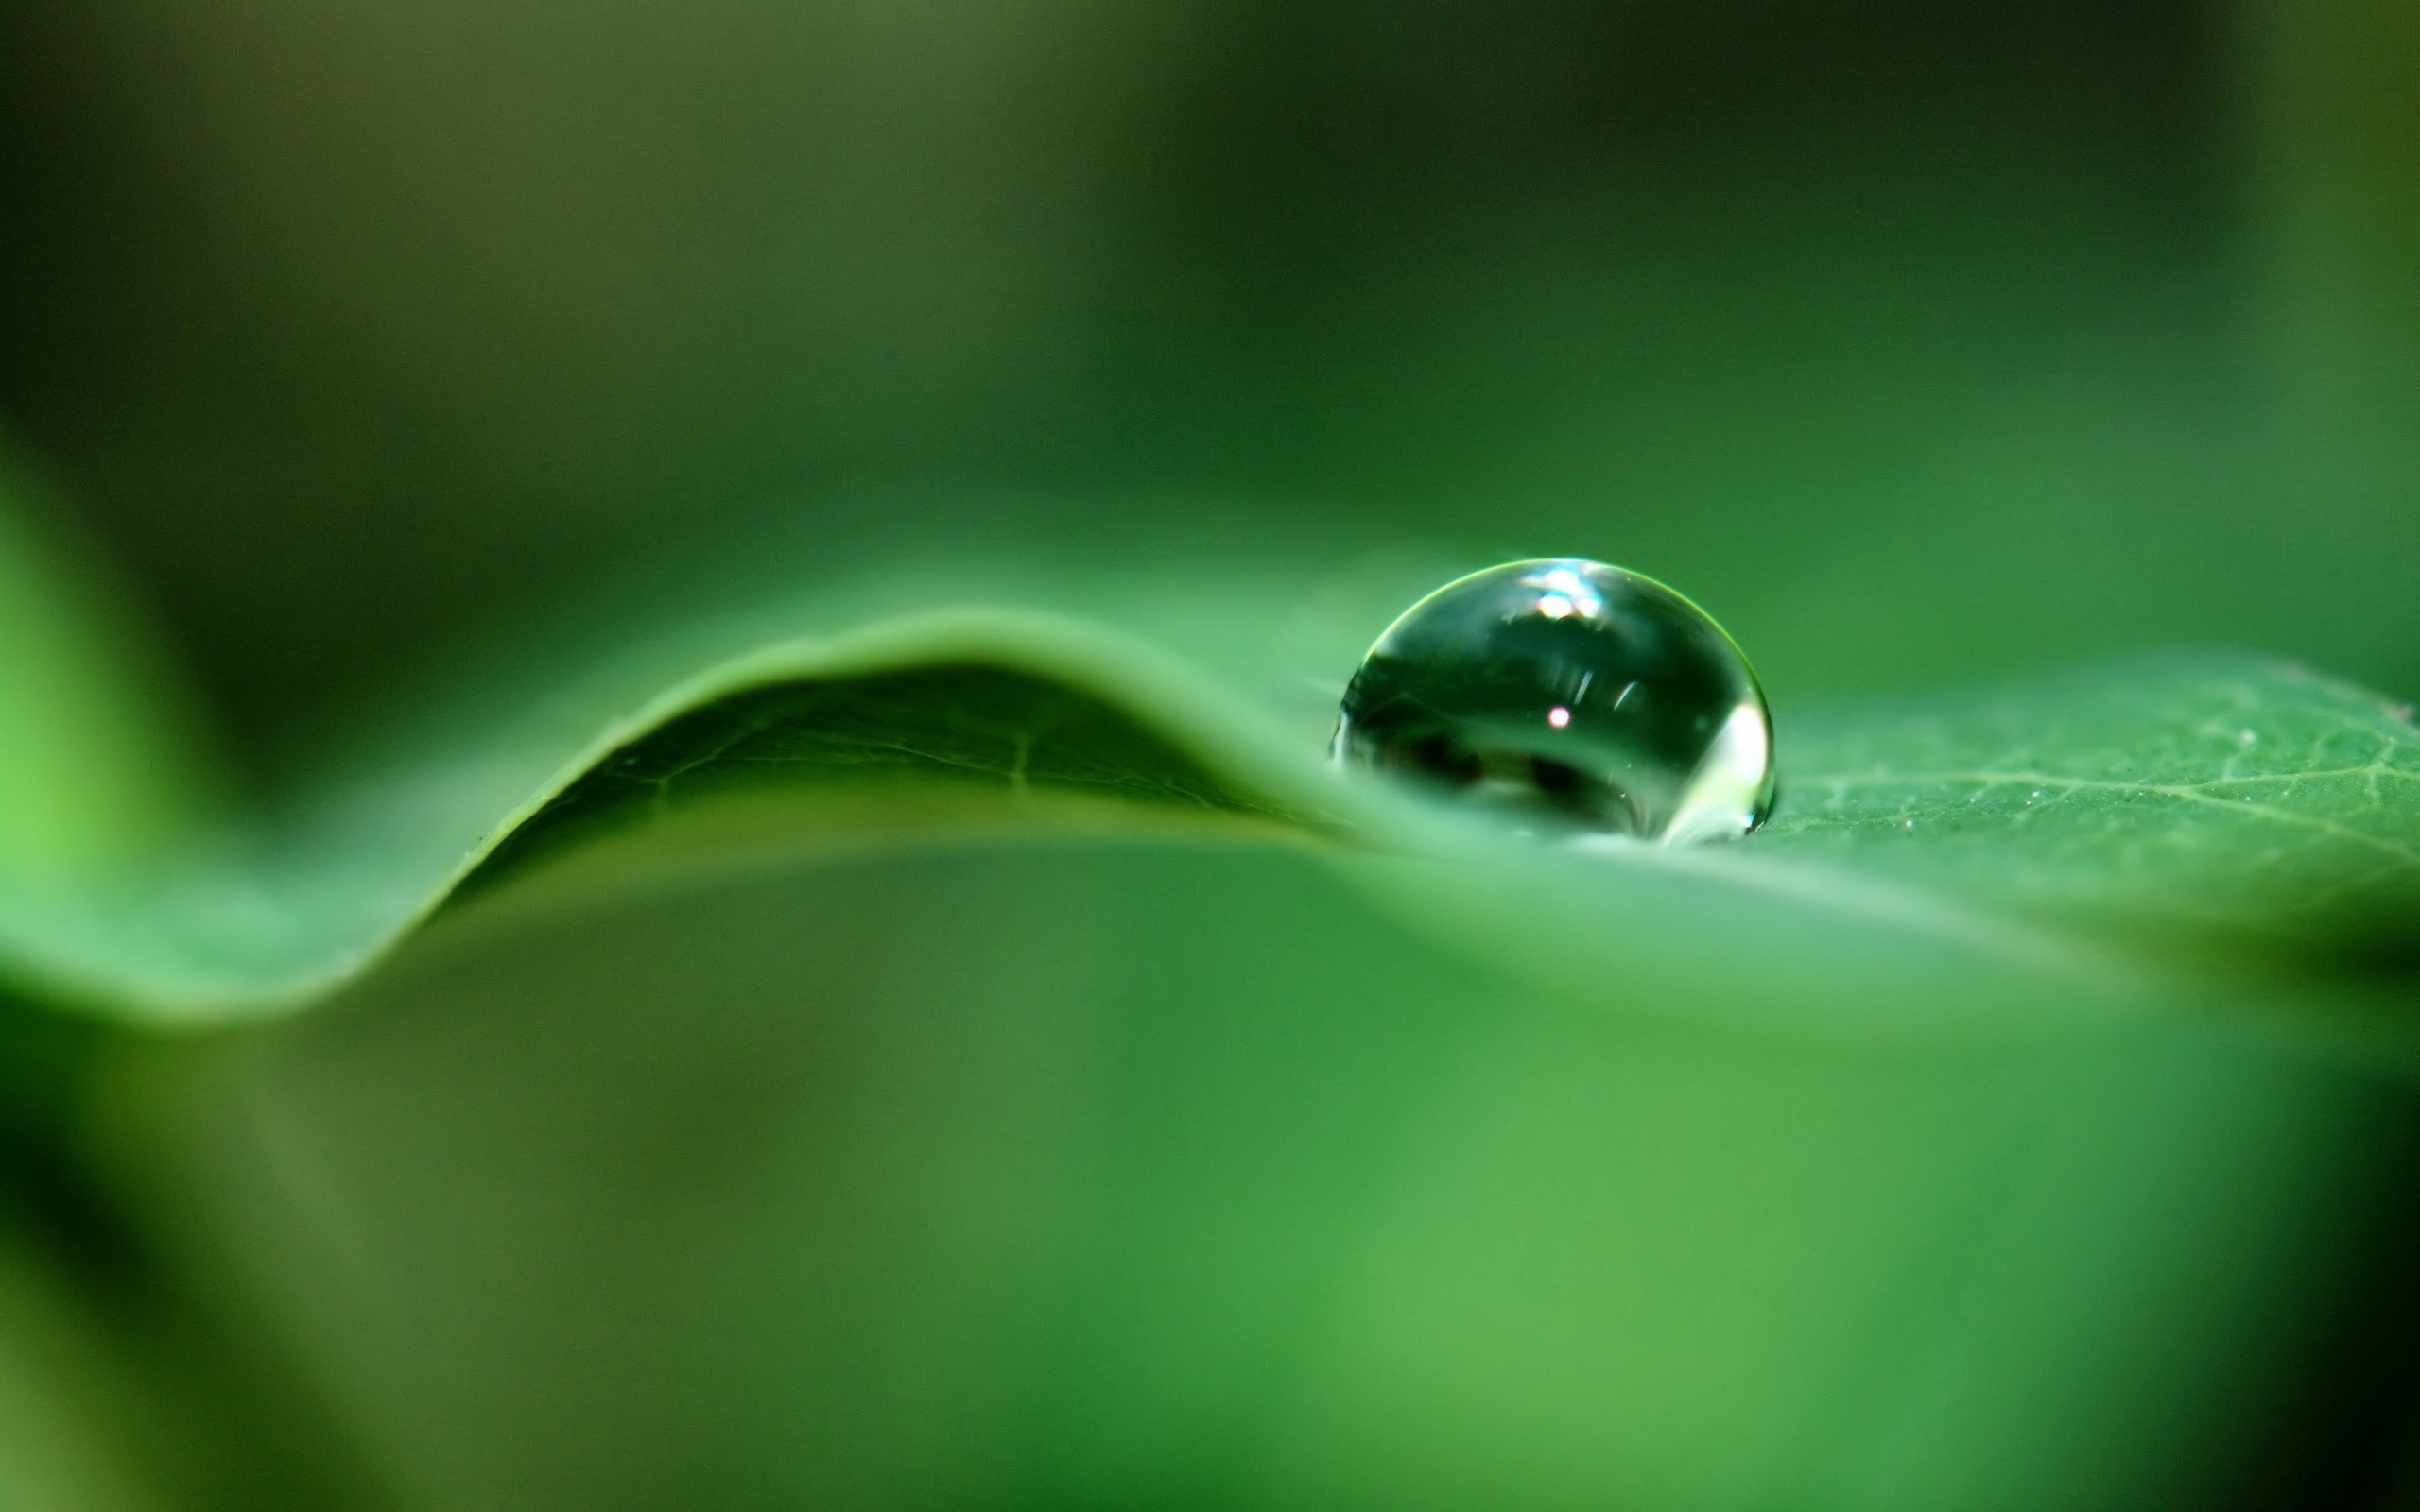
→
(1332, 558, 1776, 843)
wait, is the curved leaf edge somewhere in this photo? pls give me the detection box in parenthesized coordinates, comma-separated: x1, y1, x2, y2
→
(0, 609, 2402, 1084)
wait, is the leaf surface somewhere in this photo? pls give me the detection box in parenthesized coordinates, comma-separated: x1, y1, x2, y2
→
(0, 445, 218, 880)
(18, 554, 2411, 1512)
(95, 826, 2413, 1512)
(1764, 655, 2420, 967)
(0, 550, 2406, 1032)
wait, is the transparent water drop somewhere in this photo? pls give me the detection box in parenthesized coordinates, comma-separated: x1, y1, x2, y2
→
(1332, 558, 1775, 843)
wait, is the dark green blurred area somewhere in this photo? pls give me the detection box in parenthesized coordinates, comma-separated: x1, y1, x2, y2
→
(1, 0, 2412, 745)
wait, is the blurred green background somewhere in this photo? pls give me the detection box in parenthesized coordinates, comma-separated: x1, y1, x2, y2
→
(1, 0, 2413, 748)
(0, 3, 2417, 1509)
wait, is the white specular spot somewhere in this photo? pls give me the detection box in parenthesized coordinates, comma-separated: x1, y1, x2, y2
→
(1525, 565, 1608, 618)
(1547, 706, 1571, 729)
(1660, 701, 1772, 846)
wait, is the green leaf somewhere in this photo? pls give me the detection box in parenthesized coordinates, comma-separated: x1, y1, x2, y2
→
(1763, 654, 2420, 970)
(0, 443, 218, 881)
(467, 662, 1327, 898)
(0, 551, 2397, 1510)
(0, 554, 2409, 1031)
(90, 825, 2415, 1512)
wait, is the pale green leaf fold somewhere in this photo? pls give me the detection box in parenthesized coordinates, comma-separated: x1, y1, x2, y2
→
(0, 443, 221, 880)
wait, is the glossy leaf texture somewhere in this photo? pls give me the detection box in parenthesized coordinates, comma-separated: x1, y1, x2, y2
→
(0, 542, 2408, 1028)
(1769, 656, 2420, 971)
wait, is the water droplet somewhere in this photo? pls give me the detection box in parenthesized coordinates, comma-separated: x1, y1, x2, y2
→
(1332, 558, 1775, 843)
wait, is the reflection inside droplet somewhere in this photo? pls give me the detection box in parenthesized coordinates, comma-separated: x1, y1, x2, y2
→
(1331, 558, 1776, 843)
